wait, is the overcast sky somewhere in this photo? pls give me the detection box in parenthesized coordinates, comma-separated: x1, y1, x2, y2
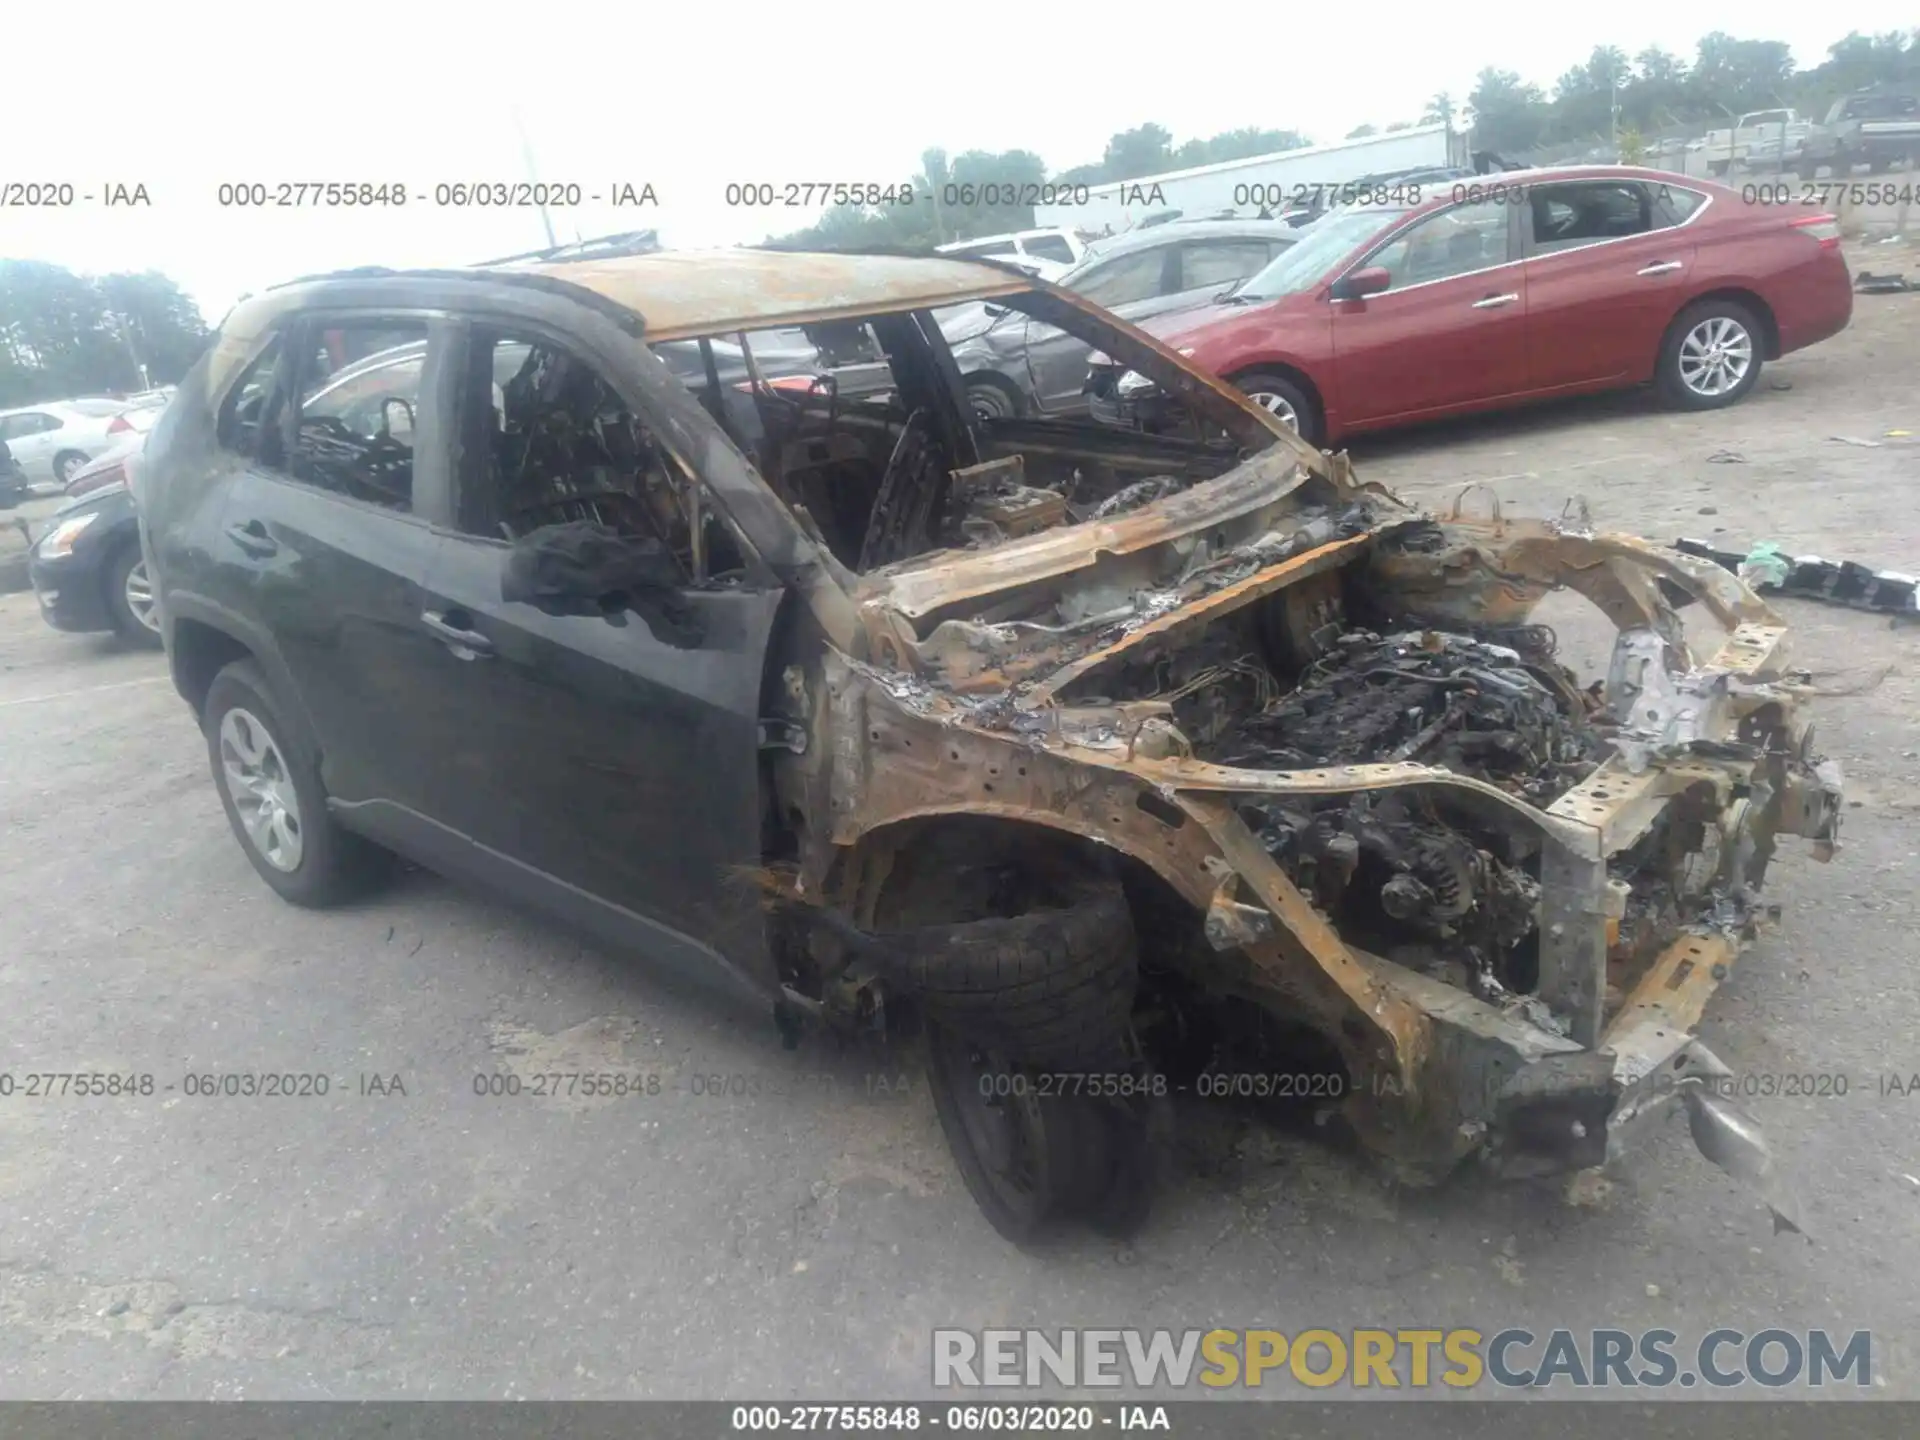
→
(4, 1, 1911, 324)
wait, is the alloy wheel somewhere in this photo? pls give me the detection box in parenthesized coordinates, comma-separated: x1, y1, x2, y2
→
(1677, 316, 1754, 398)
(123, 560, 161, 634)
(1243, 390, 1301, 432)
(218, 708, 304, 872)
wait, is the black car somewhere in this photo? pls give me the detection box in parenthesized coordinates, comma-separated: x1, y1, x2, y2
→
(27, 443, 162, 647)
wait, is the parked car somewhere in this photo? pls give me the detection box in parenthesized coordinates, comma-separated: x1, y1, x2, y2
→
(935, 227, 1089, 281)
(28, 437, 161, 647)
(1700, 110, 1811, 175)
(140, 246, 1838, 1241)
(947, 218, 1299, 418)
(0, 398, 135, 486)
(1085, 166, 1853, 445)
(1799, 90, 1920, 177)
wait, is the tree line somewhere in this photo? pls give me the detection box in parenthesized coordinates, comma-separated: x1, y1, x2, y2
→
(780, 27, 1920, 249)
(1460, 27, 1920, 154)
(0, 261, 209, 409)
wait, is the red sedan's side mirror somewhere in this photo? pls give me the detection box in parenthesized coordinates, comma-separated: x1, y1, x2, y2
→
(1330, 266, 1393, 301)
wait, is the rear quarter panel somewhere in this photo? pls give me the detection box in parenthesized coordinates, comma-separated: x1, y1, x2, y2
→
(1688, 203, 1853, 356)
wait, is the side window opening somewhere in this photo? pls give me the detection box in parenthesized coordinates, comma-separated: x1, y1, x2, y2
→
(216, 335, 289, 466)
(1178, 239, 1276, 291)
(1529, 183, 1653, 253)
(456, 330, 748, 583)
(1024, 234, 1076, 265)
(1365, 200, 1512, 289)
(287, 321, 429, 512)
(1073, 248, 1167, 307)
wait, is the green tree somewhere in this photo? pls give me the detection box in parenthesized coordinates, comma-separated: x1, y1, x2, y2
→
(1345, 123, 1378, 139)
(1468, 68, 1549, 151)
(1102, 123, 1176, 180)
(1691, 32, 1795, 111)
(0, 261, 208, 407)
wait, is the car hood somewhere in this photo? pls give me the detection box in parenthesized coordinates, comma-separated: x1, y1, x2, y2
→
(1121, 291, 1302, 353)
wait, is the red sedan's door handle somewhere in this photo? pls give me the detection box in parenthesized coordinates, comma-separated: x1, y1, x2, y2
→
(1637, 260, 1684, 276)
(1470, 292, 1520, 309)
(420, 609, 494, 658)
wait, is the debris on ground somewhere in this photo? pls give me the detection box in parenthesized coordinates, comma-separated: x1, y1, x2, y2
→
(1769, 377, 1794, 391)
(1829, 434, 1884, 447)
(1675, 537, 1919, 615)
(1738, 541, 1792, 589)
(1853, 271, 1915, 294)
(1707, 448, 1746, 464)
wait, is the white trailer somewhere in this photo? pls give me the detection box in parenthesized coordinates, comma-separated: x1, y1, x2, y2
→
(1036, 124, 1465, 235)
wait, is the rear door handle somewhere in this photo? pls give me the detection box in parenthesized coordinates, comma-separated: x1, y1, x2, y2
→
(224, 519, 278, 558)
(421, 608, 494, 657)
(1470, 292, 1520, 310)
(1637, 261, 1684, 276)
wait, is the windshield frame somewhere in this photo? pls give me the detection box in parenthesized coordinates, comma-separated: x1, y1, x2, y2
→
(1232, 207, 1410, 302)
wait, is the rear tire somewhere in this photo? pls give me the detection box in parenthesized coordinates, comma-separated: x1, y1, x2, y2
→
(203, 659, 389, 907)
(103, 543, 163, 650)
(1657, 300, 1764, 411)
(53, 451, 89, 486)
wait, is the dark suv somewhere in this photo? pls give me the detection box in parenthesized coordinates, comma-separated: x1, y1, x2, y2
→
(142, 247, 1839, 1242)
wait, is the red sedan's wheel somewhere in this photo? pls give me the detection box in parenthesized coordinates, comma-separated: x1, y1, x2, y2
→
(1658, 301, 1764, 411)
(1231, 371, 1321, 446)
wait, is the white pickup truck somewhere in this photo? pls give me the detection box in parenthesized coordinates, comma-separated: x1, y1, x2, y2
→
(1699, 109, 1812, 175)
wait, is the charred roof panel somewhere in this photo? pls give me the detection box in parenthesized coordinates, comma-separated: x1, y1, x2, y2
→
(501, 249, 1036, 341)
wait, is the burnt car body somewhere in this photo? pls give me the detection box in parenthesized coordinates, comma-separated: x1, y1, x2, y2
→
(139, 247, 1841, 1241)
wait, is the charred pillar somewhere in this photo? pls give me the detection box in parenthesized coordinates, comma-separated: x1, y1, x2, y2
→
(1536, 842, 1607, 1046)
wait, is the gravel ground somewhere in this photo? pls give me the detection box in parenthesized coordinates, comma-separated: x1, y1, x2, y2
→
(1, 284, 1918, 1402)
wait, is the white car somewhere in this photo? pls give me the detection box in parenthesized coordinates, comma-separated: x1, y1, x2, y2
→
(0, 399, 138, 486)
(935, 228, 1089, 282)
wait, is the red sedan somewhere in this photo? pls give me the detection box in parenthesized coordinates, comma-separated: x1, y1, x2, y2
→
(1085, 166, 1853, 446)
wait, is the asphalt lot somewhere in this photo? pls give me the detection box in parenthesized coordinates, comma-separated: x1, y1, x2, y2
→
(3, 282, 1920, 1402)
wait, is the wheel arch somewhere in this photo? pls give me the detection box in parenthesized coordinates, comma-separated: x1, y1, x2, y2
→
(164, 595, 316, 744)
(1223, 360, 1327, 436)
(1671, 287, 1781, 360)
(827, 810, 1184, 930)
(960, 369, 1027, 417)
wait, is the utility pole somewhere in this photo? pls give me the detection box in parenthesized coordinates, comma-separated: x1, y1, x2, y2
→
(510, 106, 558, 250)
(1610, 66, 1622, 154)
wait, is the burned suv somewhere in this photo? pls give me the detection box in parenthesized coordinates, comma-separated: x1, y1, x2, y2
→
(140, 245, 1841, 1241)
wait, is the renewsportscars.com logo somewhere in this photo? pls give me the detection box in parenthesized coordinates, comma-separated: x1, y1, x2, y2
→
(932, 1328, 1872, 1391)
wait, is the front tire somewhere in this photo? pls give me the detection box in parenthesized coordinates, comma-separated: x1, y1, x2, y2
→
(1231, 370, 1321, 446)
(203, 659, 388, 906)
(103, 543, 163, 649)
(1658, 300, 1764, 411)
(924, 1018, 1150, 1244)
(965, 375, 1023, 421)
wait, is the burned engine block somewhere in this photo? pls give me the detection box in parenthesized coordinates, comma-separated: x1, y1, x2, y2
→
(1203, 630, 1603, 805)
